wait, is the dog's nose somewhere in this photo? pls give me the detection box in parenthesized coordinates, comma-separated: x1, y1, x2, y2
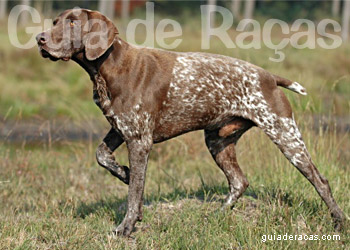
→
(36, 32, 48, 45)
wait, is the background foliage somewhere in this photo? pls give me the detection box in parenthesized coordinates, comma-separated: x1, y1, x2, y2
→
(0, 1, 349, 249)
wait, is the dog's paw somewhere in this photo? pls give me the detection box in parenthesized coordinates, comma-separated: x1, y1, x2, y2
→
(221, 194, 238, 209)
(332, 209, 346, 232)
(333, 216, 345, 232)
(334, 221, 343, 232)
(109, 164, 130, 184)
(137, 212, 143, 222)
(113, 222, 133, 237)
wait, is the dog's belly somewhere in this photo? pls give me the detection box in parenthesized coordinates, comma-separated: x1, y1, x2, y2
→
(153, 52, 262, 142)
(154, 93, 240, 142)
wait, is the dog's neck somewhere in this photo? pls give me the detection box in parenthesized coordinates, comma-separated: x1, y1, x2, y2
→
(71, 38, 129, 125)
(72, 40, 121, 80)
(72, 37, 129, 81)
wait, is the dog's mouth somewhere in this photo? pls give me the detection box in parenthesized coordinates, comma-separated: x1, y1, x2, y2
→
(39, 47, 70, 62)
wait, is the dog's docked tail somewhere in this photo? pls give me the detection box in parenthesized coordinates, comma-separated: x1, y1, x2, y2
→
(273, 75, 307, 95)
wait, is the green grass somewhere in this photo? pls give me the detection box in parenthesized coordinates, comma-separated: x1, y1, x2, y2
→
(0, 16, 350, 249)
(0, 19, 350, 120)
(0, 124, 349, 249)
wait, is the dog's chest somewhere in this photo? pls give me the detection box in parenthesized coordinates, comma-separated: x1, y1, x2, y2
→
(93, 90, 102, 108)
(92, 75, 120, 126)
(92, 79, 153, 139)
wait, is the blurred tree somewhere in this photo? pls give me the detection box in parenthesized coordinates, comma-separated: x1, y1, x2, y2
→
(342, 0, 350, 41)
(121, 0, 130, 21)
(19, 0, 31, 24)
(202, 0, 216, 39)
(32, 0, 54, 16)
(254, 1, 329, 22)
(0, 0, 8, 20)
(4, 0, 337, 24)
(52, 1, 96, 11)
(99, 0, 115, 19)
(231, 0, 241, 21)
(108, 0, 115, 19)
(244, 0, 255, 19)
(44, 0, 53, 16)
(332, 0, 340, 16)
(153, 1, 205, 17)
(208, 0, 216, 28)
(33, 0, 43, 13)
(99, 0, 108, 16)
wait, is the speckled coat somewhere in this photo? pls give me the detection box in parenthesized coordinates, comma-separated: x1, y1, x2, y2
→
(36, 9, 344, 237)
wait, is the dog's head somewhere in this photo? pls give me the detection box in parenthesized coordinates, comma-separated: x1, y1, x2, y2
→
(36, 9, 118, 61)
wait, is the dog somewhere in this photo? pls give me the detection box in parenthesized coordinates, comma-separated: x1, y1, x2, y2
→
(36, 9, 344, 236)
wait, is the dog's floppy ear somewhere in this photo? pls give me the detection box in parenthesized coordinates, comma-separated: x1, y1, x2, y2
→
(84, 10, 118, 61)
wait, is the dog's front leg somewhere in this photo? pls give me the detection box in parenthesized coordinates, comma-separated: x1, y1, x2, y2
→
(96, 128, 130, 184)
(114, 138, 152, 237)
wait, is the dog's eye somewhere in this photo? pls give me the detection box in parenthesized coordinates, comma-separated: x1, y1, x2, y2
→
(53, 20, 57, 26)
(70, 20, 75, 27)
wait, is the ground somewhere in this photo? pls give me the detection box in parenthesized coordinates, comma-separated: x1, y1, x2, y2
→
(0, 17, 349, 249)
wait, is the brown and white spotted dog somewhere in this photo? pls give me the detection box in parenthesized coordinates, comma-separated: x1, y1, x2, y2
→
(36, 9, 344, 236)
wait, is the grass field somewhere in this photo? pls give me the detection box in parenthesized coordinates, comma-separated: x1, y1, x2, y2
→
(1, 125, 349, 249)
(1, 19, 350, 120)
(0, 16, 350, 249)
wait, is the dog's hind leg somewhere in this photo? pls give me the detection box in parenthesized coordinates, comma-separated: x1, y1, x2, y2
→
(254, 89, 344, 230)
(96, 128, 130, 184)
(204, 118, 253, 208)
(260, 116, 344, 230)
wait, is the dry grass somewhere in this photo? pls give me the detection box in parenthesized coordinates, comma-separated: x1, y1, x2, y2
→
(0, 15, 349, 249)
(0, 18, 349, 120)
(0, 124, 349, 249)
